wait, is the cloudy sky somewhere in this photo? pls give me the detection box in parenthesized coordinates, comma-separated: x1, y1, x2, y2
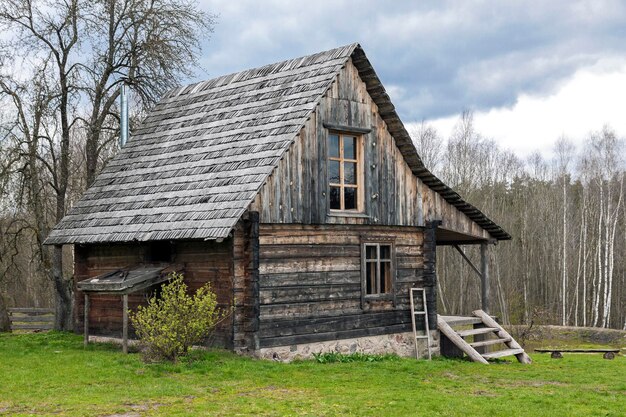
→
(195, 0, 626, 157)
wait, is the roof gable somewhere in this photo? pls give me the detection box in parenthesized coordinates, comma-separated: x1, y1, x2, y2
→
(45, 43, 509, 245)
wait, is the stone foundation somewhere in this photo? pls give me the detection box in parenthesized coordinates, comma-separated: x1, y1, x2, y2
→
(254, 331, 440, 362)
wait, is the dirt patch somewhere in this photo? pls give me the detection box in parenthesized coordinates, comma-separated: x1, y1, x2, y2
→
(472, 389, 498, 397)
(505, 380, 568, 388)
(102, 403, 162, 417)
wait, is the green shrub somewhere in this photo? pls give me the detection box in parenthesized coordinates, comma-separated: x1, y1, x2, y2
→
(312, 351, 400, 363)
(130, 273, 226, 362)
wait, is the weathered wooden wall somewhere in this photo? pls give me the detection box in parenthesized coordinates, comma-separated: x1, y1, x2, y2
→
(256, 223, 434, 348)
(73, 240, 235, 347)
(231, 213, 260, 351)
(250, 59, 491, 241)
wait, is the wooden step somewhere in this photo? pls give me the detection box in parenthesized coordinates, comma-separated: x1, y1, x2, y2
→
(482, 348, 525, 360)
(457, 327, 499, 337)
(470, 337, 511, 348)
(439, 315, 483, 326)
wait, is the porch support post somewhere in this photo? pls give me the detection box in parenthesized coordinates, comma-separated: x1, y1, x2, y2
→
(83, 293, 89, 347)
(480, 243, 490, 314)
(122, 294, 128, 354)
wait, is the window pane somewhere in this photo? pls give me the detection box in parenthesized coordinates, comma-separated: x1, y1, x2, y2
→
(344, 162, 357, 185)
(380, 245, 391, 260)
(365, 245, 377, 259)
(330, 186, 341, 209)
(344, 187, 356, 210)
(344, 136, 356, 159)
(380, 261, 391, 293)
(329, 134, 340, 158)
(329, 160, 340, 184)
(366, 261, 376, 294)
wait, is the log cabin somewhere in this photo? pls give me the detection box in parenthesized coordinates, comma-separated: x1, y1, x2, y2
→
(44, 43, 510, 360)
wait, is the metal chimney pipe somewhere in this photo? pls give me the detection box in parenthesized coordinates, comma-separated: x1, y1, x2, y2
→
(120, 84, 128, 147)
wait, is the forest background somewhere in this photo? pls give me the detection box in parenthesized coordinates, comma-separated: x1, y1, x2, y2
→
(0, 0, 623, 332)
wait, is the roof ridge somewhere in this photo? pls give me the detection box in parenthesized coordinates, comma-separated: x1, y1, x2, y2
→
(164, 43, 360, 101)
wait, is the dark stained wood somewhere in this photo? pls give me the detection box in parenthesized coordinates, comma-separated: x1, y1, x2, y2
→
(259, 323, 410, 348)
(73, 240, 235, 347)
(256, 223, 431, 347)
(232, 211, 260, 351)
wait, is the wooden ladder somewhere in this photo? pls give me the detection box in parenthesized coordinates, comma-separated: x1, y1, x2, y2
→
(409, 288, 432, 360)
(437, 310, 531, 364)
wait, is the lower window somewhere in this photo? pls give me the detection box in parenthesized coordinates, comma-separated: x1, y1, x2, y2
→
(363, 243, 393, 295)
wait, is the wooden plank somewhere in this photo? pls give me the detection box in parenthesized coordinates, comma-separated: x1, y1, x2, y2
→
(259, 310, 410, 338)
(260, 299, 361, 319)
(534, 348, 620, 353)
(482, 348, 525, 360)
(437, 315, 488, 364)
(10, 323, 54, 330)
(456, 327, 499, 337)
(470, 337, 511, 348)
(473, 309, 532, 364)
(8, 308, 55, 314)
(259, 271, 360, 288)
(439, 316, 483, 326)
(259, 323, 409, 348)
(259, 284, 361, 304)
(8, 315, 54, 323)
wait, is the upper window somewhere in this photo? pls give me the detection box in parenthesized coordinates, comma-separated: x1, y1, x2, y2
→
(328, 133, 360, 211)
(363, 243, 393, 296)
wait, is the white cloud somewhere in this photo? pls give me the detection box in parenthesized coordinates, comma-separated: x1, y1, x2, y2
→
(423, 58, 626, 157)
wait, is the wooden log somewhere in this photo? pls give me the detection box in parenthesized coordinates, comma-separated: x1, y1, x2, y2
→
(534, 348, 620, 353)
(472, 309, 532, 364)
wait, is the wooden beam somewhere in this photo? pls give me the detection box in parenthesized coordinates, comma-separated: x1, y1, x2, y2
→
(122, 294, 128, 354)
(322, 122, 372, 135)
(84, 294, 89, 347)
(480, 243, 490, 314)
(453, 245, 482, 279)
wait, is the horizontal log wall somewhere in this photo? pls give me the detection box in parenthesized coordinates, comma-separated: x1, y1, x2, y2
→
(250, 59, 491, 240)
(74, 240, 235, 348)
(257, 224, 432, 348)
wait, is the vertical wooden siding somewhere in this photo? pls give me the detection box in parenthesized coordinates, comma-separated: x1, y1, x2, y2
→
(74, 240, 235, 347)
(250, 59, 491, 240)
(256, 224, 432, 348)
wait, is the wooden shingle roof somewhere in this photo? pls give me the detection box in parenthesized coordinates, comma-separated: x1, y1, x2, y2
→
(45, 43, 509, 245)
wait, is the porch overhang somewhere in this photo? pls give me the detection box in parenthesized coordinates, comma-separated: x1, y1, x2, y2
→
(435, 227, 496, 246)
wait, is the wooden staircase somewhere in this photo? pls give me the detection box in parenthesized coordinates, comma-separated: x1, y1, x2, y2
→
(437, 310, 531, 364)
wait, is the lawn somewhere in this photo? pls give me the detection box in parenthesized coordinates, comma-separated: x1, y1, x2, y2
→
(0, 332, 624, 417)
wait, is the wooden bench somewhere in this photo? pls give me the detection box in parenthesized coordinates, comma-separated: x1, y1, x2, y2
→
(8, 308, 55, 331)
(534, 348, 620, 360)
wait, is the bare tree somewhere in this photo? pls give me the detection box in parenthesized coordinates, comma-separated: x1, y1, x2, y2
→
(409, 121, 443, 173)
(82, 0, 214, 185)
(0, 0, 215, 330)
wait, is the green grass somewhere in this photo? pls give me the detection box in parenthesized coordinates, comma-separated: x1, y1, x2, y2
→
(0, 333, 624, 416)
